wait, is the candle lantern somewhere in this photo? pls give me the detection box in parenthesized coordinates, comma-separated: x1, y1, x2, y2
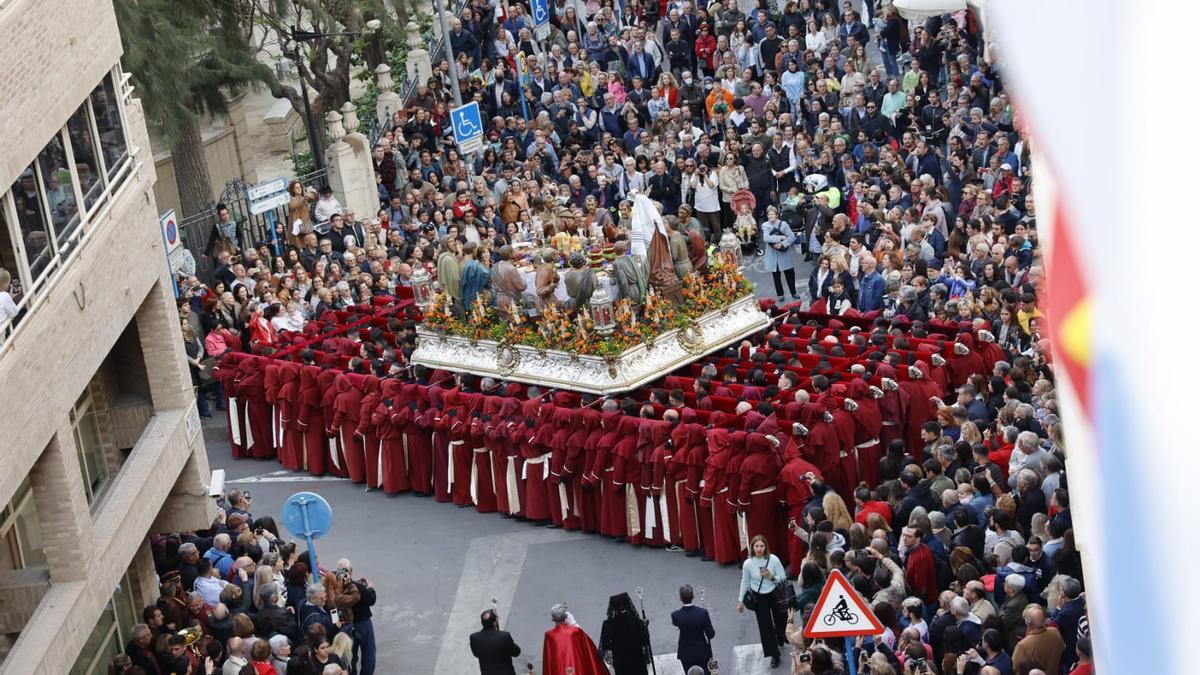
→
(719, 230, 743, 269)
(589, 285, 616, 336)
(411, 266, 433, 309)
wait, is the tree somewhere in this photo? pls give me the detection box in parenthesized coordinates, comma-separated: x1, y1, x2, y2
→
(238, 0, 404, 142)
(115, 0, 272, 217)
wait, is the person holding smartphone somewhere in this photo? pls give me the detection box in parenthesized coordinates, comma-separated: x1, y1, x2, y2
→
(736, 535, 789, 669)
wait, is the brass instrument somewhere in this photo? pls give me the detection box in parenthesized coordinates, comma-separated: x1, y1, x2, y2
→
(177, 625, 202, 646)
(177, 625, 203, 659)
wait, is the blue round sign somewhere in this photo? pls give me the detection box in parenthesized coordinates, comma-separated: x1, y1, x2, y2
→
(166, 220, 178, 244)
(281, 491, 334, 539)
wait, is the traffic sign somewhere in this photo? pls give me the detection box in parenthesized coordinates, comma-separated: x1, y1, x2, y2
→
(247, 177, 291, 215)
(451, 101, 485, 155)
(802, 569, 884, 639)
(248, 191, 291, 215)
(281, 491, 334, 583)
(246, 177, 289, 201)
(160, 209, 180, 253)
(531, 0, 550, 39)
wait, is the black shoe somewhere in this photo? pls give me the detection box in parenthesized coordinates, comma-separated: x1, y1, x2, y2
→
(685, 549, 702, 558)
(666, 544, 684, 552)
(545, 522, 559, 528)
(200, 413, 213, 419)
(701, 555, 714, 562)
(776, 295, 785, 302)
(770, 656, 781, 668)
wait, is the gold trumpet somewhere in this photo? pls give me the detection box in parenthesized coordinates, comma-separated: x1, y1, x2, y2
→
(177, 625, 203, 656)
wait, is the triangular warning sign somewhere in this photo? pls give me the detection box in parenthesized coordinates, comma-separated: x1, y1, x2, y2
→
(802, 569, 884, 638)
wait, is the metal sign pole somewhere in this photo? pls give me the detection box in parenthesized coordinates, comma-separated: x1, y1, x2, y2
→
(299, 498, 321, 584)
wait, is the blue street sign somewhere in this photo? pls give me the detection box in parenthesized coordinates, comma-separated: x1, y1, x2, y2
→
(532, 0, 550, 38)
(451, 101, 484, 154)
(281, 491, 333, 583)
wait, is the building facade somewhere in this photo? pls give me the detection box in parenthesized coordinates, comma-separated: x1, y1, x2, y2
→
(0, 0, 213, 672)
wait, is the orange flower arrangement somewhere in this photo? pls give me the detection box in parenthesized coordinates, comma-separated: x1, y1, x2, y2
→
(419, 266, 755, 357)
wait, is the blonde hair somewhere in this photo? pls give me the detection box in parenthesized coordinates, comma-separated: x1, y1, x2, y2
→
(252, 565, 276, 609)
(330, 631, 354, 663)
(822, 492, 853, 532)
(0, 268, 10, 291)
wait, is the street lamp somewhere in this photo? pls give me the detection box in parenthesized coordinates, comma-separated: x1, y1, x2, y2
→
(289, 19, 383, 173)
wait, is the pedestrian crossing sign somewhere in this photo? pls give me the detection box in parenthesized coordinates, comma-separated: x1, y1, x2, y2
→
(801, 569, 884, 638)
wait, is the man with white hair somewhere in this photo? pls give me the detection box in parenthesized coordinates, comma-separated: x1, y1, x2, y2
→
(1012, 604, 1065, 674)
(1008, 430, 1049, 489)
(999, 574, 1029, 650)
(542, 603, 605, 674)
(950, 595, 983, 644)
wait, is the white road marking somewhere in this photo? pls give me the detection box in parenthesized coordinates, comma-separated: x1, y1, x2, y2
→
(652, 643, 775, 674)
(226, 469, 351, 484)
(433, 529, 587, 674)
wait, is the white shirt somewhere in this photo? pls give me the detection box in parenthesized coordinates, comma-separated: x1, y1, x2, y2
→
(806, 31, 827, 53)
(314, 196, 343, 224)
(0, 291, 18, 325)
(691, 172, 720, 213)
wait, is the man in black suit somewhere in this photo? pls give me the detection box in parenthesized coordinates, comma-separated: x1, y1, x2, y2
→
(469, 609, 521, 675)
(671, 584, 715, 674)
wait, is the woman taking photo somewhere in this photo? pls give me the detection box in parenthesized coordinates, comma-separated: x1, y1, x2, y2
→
(737, 535, 789, 669)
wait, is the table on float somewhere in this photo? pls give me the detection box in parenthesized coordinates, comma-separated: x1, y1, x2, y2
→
(518, 267, 618, 303)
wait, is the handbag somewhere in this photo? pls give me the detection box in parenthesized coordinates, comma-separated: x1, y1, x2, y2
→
(742, 565, 767, 611)
(774, 577, 796, 611)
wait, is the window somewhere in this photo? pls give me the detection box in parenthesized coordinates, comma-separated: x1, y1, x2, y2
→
(0, 476, 45, 572)
(90, 74, 129, 179)
(71, 392, 111, 507)
(8, 164, 54, 283)
(69, 600, 119, 675)
(0, 68, 134, 351)
(66, 102, 106, 212)
(37, 132, 81, 253)
(70, 570, 138, 675)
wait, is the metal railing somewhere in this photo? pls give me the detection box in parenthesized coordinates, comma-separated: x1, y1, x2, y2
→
(177, 168, 330, 284)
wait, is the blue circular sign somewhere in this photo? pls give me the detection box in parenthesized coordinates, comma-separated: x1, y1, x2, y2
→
(281, 491, 334, 539)
(166, 220, 178, 244)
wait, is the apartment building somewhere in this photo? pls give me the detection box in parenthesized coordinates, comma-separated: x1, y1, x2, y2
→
(0, 0, 213, 672)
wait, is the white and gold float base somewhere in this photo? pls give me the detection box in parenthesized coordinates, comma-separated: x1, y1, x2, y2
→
(410, 295, 771, 395)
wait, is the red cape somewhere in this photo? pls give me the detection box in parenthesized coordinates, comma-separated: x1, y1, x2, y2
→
(542, 623, 607, 675)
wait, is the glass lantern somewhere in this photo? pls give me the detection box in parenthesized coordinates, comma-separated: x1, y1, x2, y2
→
(590, 285, 616, 336)
(410, 266, 433, 309)
(719, 230, 743, 269)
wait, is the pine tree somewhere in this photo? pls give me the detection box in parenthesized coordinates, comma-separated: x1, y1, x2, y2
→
(115, 0, 272, 218)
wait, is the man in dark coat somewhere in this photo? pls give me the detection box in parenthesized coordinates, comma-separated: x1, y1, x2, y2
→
(470, 609, 521, 674)
(671, 584, 715, 673)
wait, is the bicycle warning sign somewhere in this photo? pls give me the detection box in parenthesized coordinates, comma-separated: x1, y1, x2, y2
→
(802, 569, 884, 638)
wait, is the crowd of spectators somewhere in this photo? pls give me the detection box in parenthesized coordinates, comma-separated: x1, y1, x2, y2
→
(108, 489, 377, 675)
(167, 1, 1091, 673)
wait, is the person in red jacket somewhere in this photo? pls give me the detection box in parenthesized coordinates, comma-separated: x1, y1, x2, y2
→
(854, 486, 893, 526)
(901, 526, 939, 606)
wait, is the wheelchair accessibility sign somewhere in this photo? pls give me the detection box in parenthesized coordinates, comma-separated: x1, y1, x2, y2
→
(451, 101, 484, 154)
